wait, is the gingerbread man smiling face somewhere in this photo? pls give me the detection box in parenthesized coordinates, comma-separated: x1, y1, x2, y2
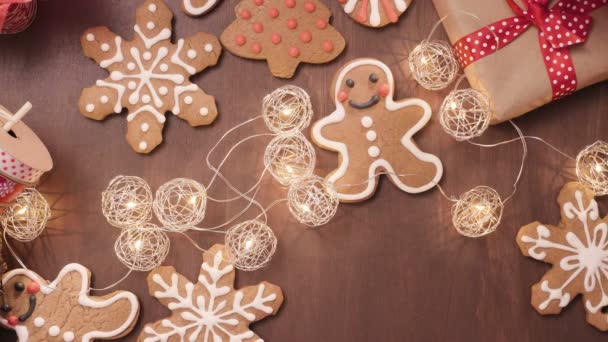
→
(1, 264, 139, 342)
(311, 58, 443, 202)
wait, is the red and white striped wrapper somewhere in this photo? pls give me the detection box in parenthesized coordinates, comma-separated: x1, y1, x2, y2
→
(0, 0, 36, 34)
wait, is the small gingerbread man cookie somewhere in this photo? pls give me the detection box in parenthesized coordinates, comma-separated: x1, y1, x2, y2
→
(0, 264, 139, 341)
(311, 58, 443, 202)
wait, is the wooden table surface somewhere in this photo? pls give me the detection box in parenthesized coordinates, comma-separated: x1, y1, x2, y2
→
(1, 0, 607, 341)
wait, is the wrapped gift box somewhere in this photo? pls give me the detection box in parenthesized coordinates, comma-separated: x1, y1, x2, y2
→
(432, 0, 608, 123)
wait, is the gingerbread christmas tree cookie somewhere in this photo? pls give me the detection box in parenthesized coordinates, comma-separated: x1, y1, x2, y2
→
(79, 0, 222, 153)
(0, 264, 139, 341)
(311, 58, 443, 202)
(220, 0, 345, 78)
(139, 244, 283, 341)
(517, 182, 608, 331)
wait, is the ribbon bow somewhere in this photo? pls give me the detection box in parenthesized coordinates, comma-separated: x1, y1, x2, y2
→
(0, 0, 32, 33)
(453, 0, 606, 100)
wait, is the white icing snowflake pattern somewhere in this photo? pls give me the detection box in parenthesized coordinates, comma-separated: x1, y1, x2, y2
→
(0, 180, 16, 197)
(140, 244, 283, 342)
(79, 0, 221, 153)
(517, 182, 608, 331)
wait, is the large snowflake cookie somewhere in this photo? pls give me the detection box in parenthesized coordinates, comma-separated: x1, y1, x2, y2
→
(79, 0, 222, 154)
(139, 244, 283, 342)
(338, 0, 411, 28)
(517, 182, 608, 330)
(220, 0, 346, 78)
(311, 58, 443, 202)
(0, 263, 139, 341)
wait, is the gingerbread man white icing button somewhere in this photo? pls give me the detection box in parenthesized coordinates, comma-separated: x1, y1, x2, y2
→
(311, 58, 443, 202)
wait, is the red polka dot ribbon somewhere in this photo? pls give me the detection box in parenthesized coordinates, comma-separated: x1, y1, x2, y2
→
(0, 147, 43, 184)
(453, 0, 607, 100)
(0, 0, 34, 34)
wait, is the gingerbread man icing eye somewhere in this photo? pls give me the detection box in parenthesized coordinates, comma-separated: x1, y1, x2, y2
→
(345, 79, 355, 88)
(1, 304, 11, 313)
(14, 282, 25, 292)
(369, 73, 378, 83)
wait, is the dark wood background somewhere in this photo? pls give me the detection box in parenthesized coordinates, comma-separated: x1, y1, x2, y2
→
(1, 0, 607, 341)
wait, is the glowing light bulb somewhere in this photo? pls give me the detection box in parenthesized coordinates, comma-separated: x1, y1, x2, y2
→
(594, 163, 603, 173)
(16, 206, 28, 216)
(281, 107, 294, 117)
(450, 101, 458, 110)
(133, 239, 143, 251)
(421, 56, 427, 65)
(126, 201, 137, 209)
(189, 196, 198, 205)
(286, 165, 294, 174)
(244, 238, 255, 250)
(474, 204, 486, 212)
(300, 204, 311, 213)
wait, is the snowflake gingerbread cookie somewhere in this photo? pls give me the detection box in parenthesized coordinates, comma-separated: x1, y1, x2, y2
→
(0, 263, 139, 341)
(338, 0, 411, 28)
(139, 244, 283, 342)
(311, 59, 443, 202)
(517, 182, 608, 330)
(79, 0, 222, 154)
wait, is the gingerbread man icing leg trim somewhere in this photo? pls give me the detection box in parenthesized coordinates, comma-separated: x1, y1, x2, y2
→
(311, 58, 443, 202)
(1, 263, 140, 341)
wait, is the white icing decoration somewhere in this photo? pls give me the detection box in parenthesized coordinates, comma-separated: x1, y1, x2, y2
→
(172, 84, 198, 115)
(142, 249, 277, 342)
(311, 59, 443, 201)
(100, 95, 109, 104)
(160, 63, 169, 72)
(368, 146, 380, 157)
(147, 21, 156, 30)
(0, 264, 139, 342)
(141, 122, 150, 132)
(342, 0, 408, 27)
(148, 4, 157, 12)
(63, 331, 75, 342)
(184, 96, 193, 104)
(143, 51, 152, 61)
(187, 49, 197, 59)
(34, 317, 45, 327)
(139, 141, 148, 150)
(200, 107, 209, 116)
(159, 86, 168, 95)
(171, 39, 196, 75)
(96, 80, 125, 113)
(100, 37, 124, 68)
(520, 190, 608, 313)
(134, 25, 171, 49)
(110, 47, 185, 108)
(127, 62, 136, 70)
(182, 0, 219, 16)
(366, 130, 377, 141)
(86, 104, 95, 113)
(101, 43, 110, 52)
(49, 326, 60, 337)
(204, 43, 213, 52)
(142, 94, 151, 103)
(128, 81, 137, 90)
(361, 116, 373, 128)
(126, 105, 166, 123)
(86, 33, 95, 42)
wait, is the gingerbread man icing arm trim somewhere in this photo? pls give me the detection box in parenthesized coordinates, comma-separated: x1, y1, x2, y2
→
(312, 59, 443, 202)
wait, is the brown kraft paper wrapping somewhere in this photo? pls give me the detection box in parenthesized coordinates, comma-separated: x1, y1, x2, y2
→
(432, 0, 608, 123)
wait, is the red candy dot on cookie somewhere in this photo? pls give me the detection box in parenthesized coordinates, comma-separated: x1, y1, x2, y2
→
(27, 281, 40, 294)
(338, 90, 349, 102)
(322, 40, 334, 52)
(271, 33, 282, 44)
(315, 19, 327, 29)
(251, 43, 262, 54)
(300, 31, 312, 43)
(240, 9, 252, 19)
(338, 0, 347, 3)
(252, 22, 264, 33)
(287, 19, 298, 29)
(285, 0, 296, 8)
(7, 316, 18, 326)
(235, 35, 247, 46)
(269, 8, 279, 18)
(304, 1, 316, 12)
(288, 46, 300, 57)
(378, 83, 390, 97)
(254, 0, 264, 5)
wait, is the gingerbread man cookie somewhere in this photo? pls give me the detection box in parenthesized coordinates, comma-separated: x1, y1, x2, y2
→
(139, 244, 283, 342)
(311, 59, 443, 202)
(79, 0, 222, 154)
(0, 263, 139, 341)
(517, 182, 608, 331)
(338, 0, 411, 27)
(220, 0, 346, 78)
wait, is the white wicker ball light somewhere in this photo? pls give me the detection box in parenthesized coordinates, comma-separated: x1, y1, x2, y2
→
(225, 219, 277, 271)
(1, 188, 50, 242)
(262, 85, 313, 134)
(452, 186, 503, 238)
(153, 178, 207, 231)
(439, 88, 491, 141)
(576, 141, 608, 196)
(264, 133, 316, 185)
(102, 175, 153, 229)
(408, 40, 460, 91)
(114, 223, 170, 272)
(288, 175, 339, 227)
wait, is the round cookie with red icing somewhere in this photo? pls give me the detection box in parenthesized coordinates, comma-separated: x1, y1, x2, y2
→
(338, 0, 412, 28)
(220, 0, 346, 78)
